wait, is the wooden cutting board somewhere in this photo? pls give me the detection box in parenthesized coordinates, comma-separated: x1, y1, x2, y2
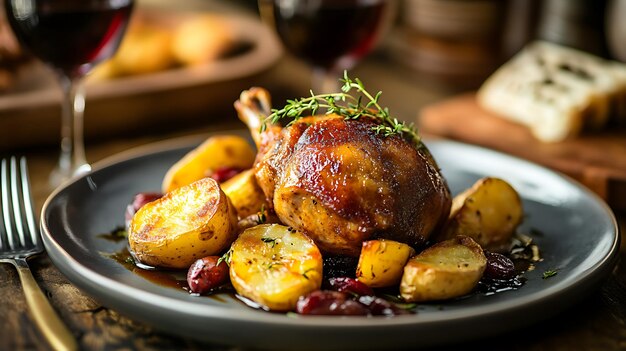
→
(419, 93, 626, 211)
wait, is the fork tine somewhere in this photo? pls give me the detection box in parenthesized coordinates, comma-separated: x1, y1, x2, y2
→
(19, 157, 39, 247)
(1, 158, 16, 250)
(0, 159, 5, 250)
(10, 156, 27, 248)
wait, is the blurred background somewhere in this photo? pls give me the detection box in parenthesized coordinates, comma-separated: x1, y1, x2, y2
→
(0, 0, 624, 151)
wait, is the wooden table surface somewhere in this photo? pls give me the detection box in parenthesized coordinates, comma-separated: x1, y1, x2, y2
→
(1, 9, 625, 350)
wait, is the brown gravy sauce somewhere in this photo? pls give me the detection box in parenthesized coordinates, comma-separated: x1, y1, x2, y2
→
(107, 247, 242, 305)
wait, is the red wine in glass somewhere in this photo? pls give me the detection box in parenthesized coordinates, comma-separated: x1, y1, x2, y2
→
(259, 0, 395, 92)
(4, 0, 134, 186)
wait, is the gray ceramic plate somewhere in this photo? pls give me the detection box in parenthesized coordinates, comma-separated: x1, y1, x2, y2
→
(41, 135, 620, 350)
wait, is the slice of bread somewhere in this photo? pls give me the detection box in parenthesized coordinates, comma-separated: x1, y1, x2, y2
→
(478, 41, 626, 142)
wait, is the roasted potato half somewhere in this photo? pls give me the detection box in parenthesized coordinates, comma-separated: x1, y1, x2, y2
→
(356, 239, 415, 288)
(221, 169, 266, 218)
(129, 177, 238, 269)
(229, 224, 323, 311)
(400, 236, 487, 302)
(162, 135, 256, 193)
(434, 177, 523, 252)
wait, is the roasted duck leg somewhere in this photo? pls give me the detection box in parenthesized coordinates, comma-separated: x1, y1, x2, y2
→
(235, 88, 451, 256)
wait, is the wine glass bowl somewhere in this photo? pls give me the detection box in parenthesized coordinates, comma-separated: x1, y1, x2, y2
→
(4, 0, 134, 186)
(259, 0, 396, 93)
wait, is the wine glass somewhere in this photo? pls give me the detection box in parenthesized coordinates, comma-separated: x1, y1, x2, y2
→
(4, 0, 134, 187)
(258, 0, 396, 93)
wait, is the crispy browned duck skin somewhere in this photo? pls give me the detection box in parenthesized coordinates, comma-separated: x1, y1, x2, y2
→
(235, 88, 451, 256)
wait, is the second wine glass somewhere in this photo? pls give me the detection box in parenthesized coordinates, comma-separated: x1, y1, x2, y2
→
(259, 0, 396, 93)
(4, 0, 135, 187)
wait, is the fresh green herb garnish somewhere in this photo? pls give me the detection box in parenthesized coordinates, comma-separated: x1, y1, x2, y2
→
(256, 205, 267, 225)
(112, 229, 128, 238)
(381, 293, 403, 303)
(261, 237, 277, 248)
(267, 262, 283, 270)
(542, 269, 558, 279)
(97, 227, 128, 243)
(392, 302, 417, 310)
(286, 312, 300, 318)
(381, 294, 417, 310)
(260, 71, 422, 148)
(217, 249, 232, 267)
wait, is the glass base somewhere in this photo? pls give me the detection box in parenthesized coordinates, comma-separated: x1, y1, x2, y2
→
(49, 162, 91, 189)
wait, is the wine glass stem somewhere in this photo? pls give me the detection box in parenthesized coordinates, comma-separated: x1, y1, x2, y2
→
(50, 75, 90, 187)
(312, 67, 340, 93)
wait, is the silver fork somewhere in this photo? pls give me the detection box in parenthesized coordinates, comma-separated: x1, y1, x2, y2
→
(0, 157, 77, 351)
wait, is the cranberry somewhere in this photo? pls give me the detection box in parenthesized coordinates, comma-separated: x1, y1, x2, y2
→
(483, 251, 516, 280)
(328, 277, 374, 297)
(296, 290, 369, 316)
(210, 167, 243, 183)
(187, 256, 229, 294)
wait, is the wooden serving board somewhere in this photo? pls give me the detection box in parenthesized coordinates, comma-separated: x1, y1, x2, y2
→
(419, 93, 626, 211)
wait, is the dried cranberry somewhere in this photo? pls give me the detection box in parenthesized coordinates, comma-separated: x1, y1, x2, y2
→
(211, 167, 243, 183)
(328, 277, 374, 297)
(483, 251, 516, 280)
(187, 256, 229, 294)
(296, 290, 369, 316)
(125, 192, 162, 228)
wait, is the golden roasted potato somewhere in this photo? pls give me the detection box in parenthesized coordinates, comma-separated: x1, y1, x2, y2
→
(114, 24, 173, 76)
(129, 177, 238, 269)
(434, 177, 523, 252)
(171, 15, 234, 65)
(400, 236, 487, 302)
(221, 169, 266, 218)
(355, 239, 415, 288)
(162, 135, 256, 193)
(229, 224, 323, 311)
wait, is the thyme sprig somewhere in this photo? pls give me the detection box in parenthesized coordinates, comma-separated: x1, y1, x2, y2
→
(261, 237, 277, 248)
(260, 71, 422, 148)
(542, 269, 559, 279)
(255, 205, 267, 225)
(216, 249, 232, 267)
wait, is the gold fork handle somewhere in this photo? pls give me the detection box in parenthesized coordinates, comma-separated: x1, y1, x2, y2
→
(16, 263, 78, 351)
